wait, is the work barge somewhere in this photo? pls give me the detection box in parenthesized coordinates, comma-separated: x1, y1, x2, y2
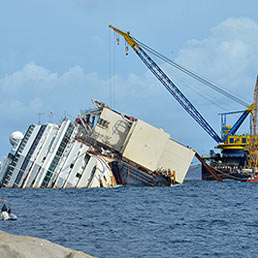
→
(0, 100, 196, 188)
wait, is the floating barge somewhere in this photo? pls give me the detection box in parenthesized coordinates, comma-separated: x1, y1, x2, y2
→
(201, 163, 252, 181)
(0, 100, 195, 188)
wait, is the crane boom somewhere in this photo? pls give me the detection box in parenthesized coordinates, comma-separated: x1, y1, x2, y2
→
(109, 25, 222, 143)
(222, 104, 253, 142)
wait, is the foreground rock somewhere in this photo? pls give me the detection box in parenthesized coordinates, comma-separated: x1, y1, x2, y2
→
(0, 230, 95, 258)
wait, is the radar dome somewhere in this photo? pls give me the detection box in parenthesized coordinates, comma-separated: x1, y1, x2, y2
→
(10, 131, 24, 146)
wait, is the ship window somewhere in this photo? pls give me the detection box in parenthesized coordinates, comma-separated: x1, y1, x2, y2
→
(84, 154, 91, 168)
(242, 138, 246, 143)
(229, 138, 234, 143)
(91, 166, 96, 175)
(76, 173, 81, 179)
(97, 118, 109, 128)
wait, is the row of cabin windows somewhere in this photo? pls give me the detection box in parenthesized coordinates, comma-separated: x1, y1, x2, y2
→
(229, 137, 247, 144)
(18, 125, 35, 153)
(41, 123, 74, 187)
(14, 125, 47, 187)
(4, 152, 21, 184)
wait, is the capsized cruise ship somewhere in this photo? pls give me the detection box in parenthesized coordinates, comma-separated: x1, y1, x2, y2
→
(0, 100, 196, 188)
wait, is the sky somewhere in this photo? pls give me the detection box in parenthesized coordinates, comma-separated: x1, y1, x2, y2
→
(1, 0, 258, 160)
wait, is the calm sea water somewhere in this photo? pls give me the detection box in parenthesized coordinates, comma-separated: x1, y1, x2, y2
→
(1, 171, 258, 258)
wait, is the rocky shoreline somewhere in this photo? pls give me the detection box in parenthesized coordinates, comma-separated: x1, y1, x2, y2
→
(0, 230, 95, 258)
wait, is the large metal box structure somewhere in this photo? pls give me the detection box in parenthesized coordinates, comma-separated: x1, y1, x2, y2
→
(156, 139, 195, 184)
(122, 120, 170, 171)
(121, 119, 195, 183)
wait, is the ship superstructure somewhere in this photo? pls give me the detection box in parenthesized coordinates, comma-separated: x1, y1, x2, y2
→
(0, 101, 195, 188)
(0, 118, 116, 188)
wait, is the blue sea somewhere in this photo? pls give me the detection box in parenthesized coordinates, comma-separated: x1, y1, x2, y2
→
(1, 170, 258, 258)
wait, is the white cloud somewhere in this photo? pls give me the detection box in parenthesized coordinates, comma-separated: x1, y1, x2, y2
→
(0, 62, 157, 120)
(59, 66, 84, 83)
(0, 62, 58, 93)
(175, 17, 258, 101)
(0, 98, 43, 113)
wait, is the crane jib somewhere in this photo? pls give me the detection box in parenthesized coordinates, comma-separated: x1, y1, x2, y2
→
(136, 47, 222, 143)
(108, 25, 223, 143)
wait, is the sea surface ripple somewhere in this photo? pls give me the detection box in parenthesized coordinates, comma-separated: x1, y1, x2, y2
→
(1, 177, 258, 258)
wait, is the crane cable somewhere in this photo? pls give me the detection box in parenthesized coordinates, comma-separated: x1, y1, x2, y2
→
(167, 68, 233, 110)
(133, 38, 249, 108)
(108, 30, 117, 108)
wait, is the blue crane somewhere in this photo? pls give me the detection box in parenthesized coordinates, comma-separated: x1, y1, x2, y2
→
(108, 25, 251, 144)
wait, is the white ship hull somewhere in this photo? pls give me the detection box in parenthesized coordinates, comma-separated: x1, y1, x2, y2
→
(0, 101, 195, 188)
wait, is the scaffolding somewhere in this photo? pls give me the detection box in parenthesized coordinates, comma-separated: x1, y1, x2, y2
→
(248, 76, 258, 172)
